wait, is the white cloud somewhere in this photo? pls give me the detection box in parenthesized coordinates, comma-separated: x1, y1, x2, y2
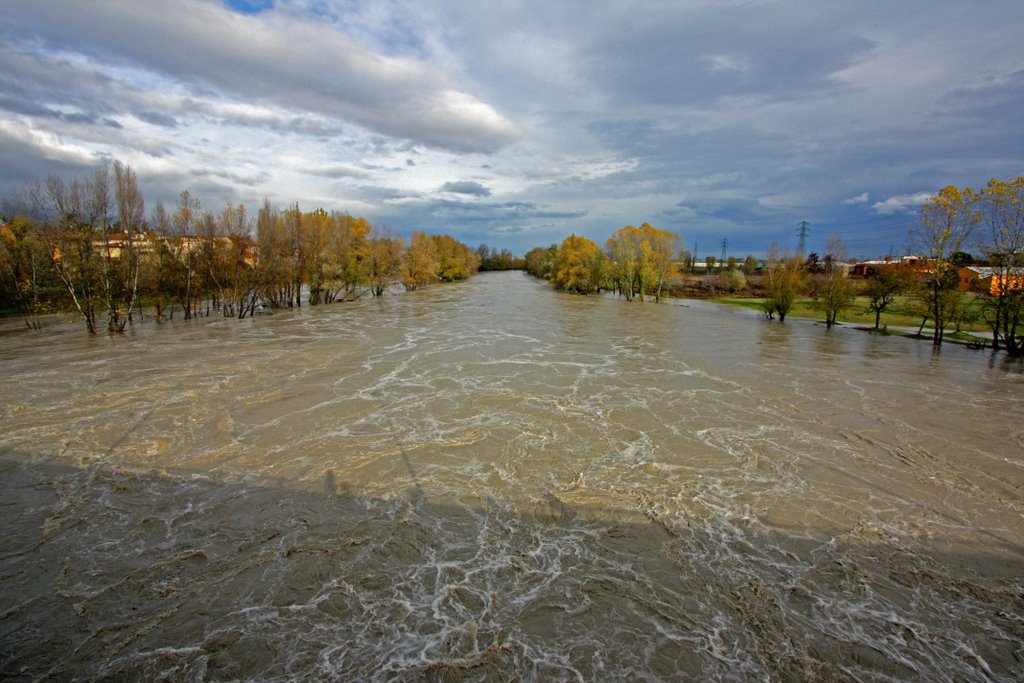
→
(0, 117, 97, 166)
(702, 53, 751, 75)
(2, 0, 518, 153)
(843, 192, 869, 205)
(871, 192, 932, 215)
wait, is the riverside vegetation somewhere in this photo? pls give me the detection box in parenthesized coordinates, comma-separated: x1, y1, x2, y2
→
(3, 165, 1022, 357)
(0, 160, 481, 334)
(526, 177, 1024, 357)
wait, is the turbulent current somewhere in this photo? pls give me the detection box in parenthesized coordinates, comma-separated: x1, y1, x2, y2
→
(1, 271, 1022, 681)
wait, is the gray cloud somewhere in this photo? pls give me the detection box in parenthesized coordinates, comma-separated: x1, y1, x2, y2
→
(1, 0, 1022, 256)
(2, 0, 519, 153)
(583, 6, 874, 107)
(440, 180, 491, 197)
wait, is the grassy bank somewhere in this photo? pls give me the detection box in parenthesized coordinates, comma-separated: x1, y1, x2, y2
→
(706, 294, 991, 334)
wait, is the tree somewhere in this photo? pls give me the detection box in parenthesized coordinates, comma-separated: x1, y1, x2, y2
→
(0, 216, 51, 329)
(725, 268, 747, 293)
(643, 223, 683, 302)
(975, 177, 1024, 355)
(763, 241, 802, 322)
(284, 203, 305, 307)
(31, 175, 104, 333)
(168, 190, 204, 318)
(604, 223, 682, 301)
(863, 264, 915, 330)
(605, 229, 639, 300)
(911, 185, 977, 346)
(110, 160, 145, 329)
(552, 234, 604, 294)
(524, 245, 558, 280)
(401, 231, 439, 291)
(330, 214, 372, 300)
(432, 235, 479, 281)
(216, 203, 260, 318)
(814, 234, 856, 328)
(257, 199, 301, 309)
(367, 226, 404, 296)
(804, 252, 824, 274)
(303, 208, 334, 306)
(476, 245, 521, 271)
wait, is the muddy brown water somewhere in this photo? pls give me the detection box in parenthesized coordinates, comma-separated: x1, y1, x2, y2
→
(1, 271, 1022, 681)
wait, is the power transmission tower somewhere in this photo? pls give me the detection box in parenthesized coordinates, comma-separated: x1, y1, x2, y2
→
(796, 221, 809, 257)
(720, 238, 728, 267)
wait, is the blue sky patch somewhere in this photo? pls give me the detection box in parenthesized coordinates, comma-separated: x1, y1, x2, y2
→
(223, 0, 272, 15)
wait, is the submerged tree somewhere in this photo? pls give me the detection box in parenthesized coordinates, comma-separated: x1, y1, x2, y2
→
(367, 226, 404, 296)
(552, 234, 604, 294)
(29, 174, 105, 333)
(5, 163, 486, 334)
(604, 223, 683, 301)
(432, 234, 480, 281)
(0, 216, 51, 329)
(402, 231, 440, 291)
(524, 244, 558, 280)
(762, 242, 803, 322)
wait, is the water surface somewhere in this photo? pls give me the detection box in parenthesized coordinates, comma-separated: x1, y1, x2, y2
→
(1, 272, 1022, 680)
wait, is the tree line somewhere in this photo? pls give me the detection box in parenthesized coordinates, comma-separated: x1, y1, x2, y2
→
(522, 177, 1024, 356)
(0, 161, 481, 333)
(524, 223, 684, 302)
(721, 178, 1024, 354)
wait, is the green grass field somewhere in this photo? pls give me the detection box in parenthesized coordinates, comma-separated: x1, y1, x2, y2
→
(707, 294, 991, 333)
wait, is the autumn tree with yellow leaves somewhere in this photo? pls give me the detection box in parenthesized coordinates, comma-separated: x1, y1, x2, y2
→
(604, 223, 683, 301)
(402, 231, 440, 291)
(552, 234, 604, 294)
(2, 161, 482, 333)
(911, 185, 977, 346)
(975, 177, 1024, 355)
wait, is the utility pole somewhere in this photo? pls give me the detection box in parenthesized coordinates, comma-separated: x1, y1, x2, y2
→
(693, 241, 699, 269)
(796, 221, 809, 257)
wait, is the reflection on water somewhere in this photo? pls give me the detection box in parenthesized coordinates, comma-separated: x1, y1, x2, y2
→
(1, 272, 1022, 681)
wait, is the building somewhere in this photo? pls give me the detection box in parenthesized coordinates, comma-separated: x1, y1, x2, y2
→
(849, 255, 924, 278)
(961, 266, 1024, 294)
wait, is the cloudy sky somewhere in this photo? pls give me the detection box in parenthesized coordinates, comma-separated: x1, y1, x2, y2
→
(1, 0, 1022, 258)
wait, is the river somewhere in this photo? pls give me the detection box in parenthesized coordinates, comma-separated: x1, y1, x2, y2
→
(1, 271, 1022, 681)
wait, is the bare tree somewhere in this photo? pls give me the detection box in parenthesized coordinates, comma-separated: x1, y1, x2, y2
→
(32, 175, 103, 333)
(113, 161, 144, 322)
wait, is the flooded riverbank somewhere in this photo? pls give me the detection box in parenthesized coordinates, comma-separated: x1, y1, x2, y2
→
(2, 271, 1022, 680)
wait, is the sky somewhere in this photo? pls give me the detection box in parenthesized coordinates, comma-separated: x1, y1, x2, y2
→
(1, 0, 1022, 259)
